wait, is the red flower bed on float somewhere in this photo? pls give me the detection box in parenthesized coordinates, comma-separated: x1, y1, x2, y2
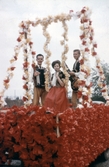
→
(0, 104, 109, 167)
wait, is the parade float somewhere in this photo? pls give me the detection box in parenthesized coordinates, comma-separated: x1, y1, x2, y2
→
(0, 7, 109, 167)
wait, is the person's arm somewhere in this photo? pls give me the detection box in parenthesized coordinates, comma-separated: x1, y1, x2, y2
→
(69, 62, 80, 77)
(34, 71, 40, 76)
(56, 73, 65, 87)
(68, 71, 75, 76)
(33, 65, 40, 77)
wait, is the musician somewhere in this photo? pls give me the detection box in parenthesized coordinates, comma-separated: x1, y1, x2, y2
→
(33, 54, 47, 106)
(69, 49, 80, 108)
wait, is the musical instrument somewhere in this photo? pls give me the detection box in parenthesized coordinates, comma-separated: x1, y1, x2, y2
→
(35, 68, 45, 88)
(65, 63, 79, 91)
(65, 63, 71, 72)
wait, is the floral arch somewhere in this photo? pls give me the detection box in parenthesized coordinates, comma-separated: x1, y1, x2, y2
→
(0, 6, 109, 107)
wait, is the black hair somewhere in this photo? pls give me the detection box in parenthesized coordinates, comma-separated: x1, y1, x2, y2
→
(73, 49, 80, 55)
(36, 54, 44, 58)
(52, 60, 61, 68)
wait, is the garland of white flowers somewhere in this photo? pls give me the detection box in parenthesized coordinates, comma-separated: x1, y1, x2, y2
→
(41, 19, 51, 92)
(61, 19, 70, 90)
(72, 7, 109, 107)
(0, 7, 109, 107)
(0, 20, 36, 107)
(18, 21, 36, 106)
(0, 47, 18, 107)
(0, 38, 22, 107)
(76, 7, 93, 107)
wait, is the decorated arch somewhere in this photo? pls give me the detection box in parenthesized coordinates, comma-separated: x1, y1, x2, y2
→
(0, 6, 109, 107)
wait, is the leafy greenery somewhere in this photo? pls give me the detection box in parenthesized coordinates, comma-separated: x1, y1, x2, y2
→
(91, 61, 109, 101)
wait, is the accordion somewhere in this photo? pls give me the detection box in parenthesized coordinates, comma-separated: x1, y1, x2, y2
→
(35, 68, 45, 88)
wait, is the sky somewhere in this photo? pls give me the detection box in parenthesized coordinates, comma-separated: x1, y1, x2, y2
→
(0, 0, 109, 98)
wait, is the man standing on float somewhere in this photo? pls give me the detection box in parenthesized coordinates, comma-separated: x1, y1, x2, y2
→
(69, 49, 80, 108)
(33, 54, 47, 106)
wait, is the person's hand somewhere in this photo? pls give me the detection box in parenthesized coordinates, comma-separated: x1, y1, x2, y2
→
(55, 72, 59, 79)
(69, 71, 75, 76)
(34, 71, 40, 76)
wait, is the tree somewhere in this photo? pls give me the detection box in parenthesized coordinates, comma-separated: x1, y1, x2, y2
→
(91, 61, 109, 102)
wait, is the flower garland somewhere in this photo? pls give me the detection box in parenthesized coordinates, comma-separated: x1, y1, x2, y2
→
(90, 27, 109, 105)
(0, 7, 108, 107)
(18, 21, 36, 106)
(41, 18, 51, 92)
(61, 18, 70, 90)
(0, 43, 21, 107)
(70, 7, 109, 107)
(77, 7, 93, 107)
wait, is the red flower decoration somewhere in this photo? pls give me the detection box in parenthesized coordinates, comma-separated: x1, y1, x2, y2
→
(93, 44, 97, 48)
(17, 37, 21, 42)
(99, 71, 103, 74)
(31, 63, 35, 68)
(85, 47, 90, 52)
(14, 56, 17, 60)
(77, 90, 82, 98)
(83, 95, 88, 101)
(79, 80, 86, 86)
(69, 10, 73, 13)
(96, 65, 100, 69)
(10, 67, 16, 71)
(31, 51, 36, 55)
(89, 36, 93, 41)
(81, 7, 86, 13)
(101, 89, 106, 92)
(21, 22, 26, 28)
(23, 84, 28, 90)
(86, 82, 93, 89)
(23, 62, 29, 68)
(4, 79, 9, 83)
(1, 104, 109, 167)
(32, 23, 35, 26)
(22, 76, 26, 80)
(82, 40, 87, 45)
(23, 96, 28, 101)
(81, 69, 88, 75)
(83, 19, 88, 22)
(92, 51, 97, 56)
(79, 59, 84, 65)
(102, 83, 106, 87)
(13, 144, 21, 152)
(20, 149, 29, 159)
(80, 34, 85, 39)
(29, 42, 33, 46)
